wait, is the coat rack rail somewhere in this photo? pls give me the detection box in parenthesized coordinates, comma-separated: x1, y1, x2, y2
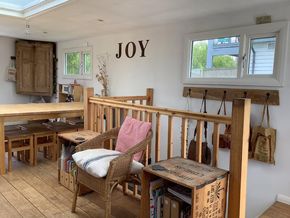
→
(183, 87, 279, 105)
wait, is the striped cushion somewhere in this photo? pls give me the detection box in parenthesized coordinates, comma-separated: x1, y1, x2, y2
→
(72, 149, 144, 178)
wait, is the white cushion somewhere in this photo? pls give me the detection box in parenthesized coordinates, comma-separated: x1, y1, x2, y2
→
(72, 149, 144, 178)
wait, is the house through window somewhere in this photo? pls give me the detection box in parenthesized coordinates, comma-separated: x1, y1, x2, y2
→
(184, 22, 289, 87)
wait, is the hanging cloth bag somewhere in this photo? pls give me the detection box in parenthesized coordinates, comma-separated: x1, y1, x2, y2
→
(251, 97, 276, 164)
(216, 93, 231, 149)
(188, 93, 211, 165)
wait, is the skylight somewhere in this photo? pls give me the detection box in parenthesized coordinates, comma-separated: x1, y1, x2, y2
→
(0, 0, 70, 18)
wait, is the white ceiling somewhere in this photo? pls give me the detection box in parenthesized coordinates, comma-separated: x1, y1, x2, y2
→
(0, 0, 289, 42)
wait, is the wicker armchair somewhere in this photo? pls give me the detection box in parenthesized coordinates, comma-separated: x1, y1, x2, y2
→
(71, 127, 152, 218)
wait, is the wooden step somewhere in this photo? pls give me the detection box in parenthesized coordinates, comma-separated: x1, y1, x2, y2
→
(260, 202, 290, 218)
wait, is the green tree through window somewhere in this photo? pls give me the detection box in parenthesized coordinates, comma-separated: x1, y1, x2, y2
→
(213, 55, 237, 68)
(66, 52, 80, 75)
(192, 41, 207, 70)
(64, 48, 92, 78)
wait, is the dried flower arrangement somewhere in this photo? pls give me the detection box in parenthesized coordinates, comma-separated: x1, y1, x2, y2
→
(96, 56, 109, 96)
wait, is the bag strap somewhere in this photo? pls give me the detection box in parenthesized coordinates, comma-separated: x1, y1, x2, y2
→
(204, 92, 208, 141)
(194, 91, 208, 142)
(217, 92, 227, 116)
(260, 95, 270, 128)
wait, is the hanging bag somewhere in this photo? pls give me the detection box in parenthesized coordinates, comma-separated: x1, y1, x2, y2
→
(188, 92, 211, 165)
(251, 97, 276, 164)
(216, 92, 231, 149)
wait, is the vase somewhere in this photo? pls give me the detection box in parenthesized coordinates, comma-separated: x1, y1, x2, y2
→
(101, 88, 108, 96)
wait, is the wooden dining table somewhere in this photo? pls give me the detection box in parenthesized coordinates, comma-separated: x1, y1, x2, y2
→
(0, 102, 84, 175)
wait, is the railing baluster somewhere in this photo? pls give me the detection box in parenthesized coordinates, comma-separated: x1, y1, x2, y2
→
(124, 108, 129, 118)
(212, 123, 220, 167)
(155, 113, 161, 162)
(167, 115, 173, 159)
(107, 107, 113, 150)
(99, 105, 104, 133)
(91, 103, 96, 131)
(136, 110, 141, 120)
(116, 108, 121, 127)
(103, 107, 107, 131)
(196, 120, 203, 163)
(145, 112, 151, 166)
(96, 104, 101, 133)
(181, 118, 188, 158)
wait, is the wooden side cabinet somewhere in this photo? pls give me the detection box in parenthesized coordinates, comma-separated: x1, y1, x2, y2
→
(16, 40, 55, 96)
(140, 158, 228, 218)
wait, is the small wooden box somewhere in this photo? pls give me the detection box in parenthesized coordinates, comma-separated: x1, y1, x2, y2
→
(60, 170, 76, 192)
(141, 157, 228, 218)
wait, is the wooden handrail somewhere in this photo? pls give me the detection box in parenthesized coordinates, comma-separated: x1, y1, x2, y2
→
(99, 88, 153, 104)
(99, 96, 147, 101)
(89, 97, 231, 124)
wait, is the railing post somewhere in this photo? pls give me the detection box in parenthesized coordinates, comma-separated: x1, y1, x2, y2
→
(228, 98, 251, 218)
(146, 88, 154, 106)
(84, 88, 94, 130)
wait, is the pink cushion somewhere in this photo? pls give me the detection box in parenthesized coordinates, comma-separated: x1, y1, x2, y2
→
(115, 116, 151, 161)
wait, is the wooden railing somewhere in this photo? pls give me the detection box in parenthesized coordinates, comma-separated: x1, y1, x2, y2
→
(83, 88, 251, 218)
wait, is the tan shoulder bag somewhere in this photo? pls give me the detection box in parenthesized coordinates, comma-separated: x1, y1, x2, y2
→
(251, 98, 276, 164)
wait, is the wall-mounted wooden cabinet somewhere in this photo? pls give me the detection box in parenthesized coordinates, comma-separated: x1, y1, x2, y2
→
(16, 40, 55, 96)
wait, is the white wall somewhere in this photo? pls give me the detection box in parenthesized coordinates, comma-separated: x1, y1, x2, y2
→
(57, 1, 290, 217)
(0, 36, 30, 104)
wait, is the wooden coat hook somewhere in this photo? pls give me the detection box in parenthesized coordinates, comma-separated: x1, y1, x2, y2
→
(183, 87, 279, 105)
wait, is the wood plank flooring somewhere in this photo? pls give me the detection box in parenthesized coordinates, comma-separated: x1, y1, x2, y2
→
(260, 202, 290, 218)
(0, 156, 139, 218)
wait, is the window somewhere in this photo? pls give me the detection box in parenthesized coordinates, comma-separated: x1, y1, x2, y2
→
(64, 47, 93, 79)
(190, 36, 240, 78)
(184, 22, 289, 87)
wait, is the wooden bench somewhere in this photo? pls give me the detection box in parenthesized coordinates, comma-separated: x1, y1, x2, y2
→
(21, 123, 57, 165)
(5, 129, 33, 171)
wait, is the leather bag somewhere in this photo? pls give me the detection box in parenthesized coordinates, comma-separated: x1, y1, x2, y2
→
(188, 93, 211, 165)
(251, 98, 276, 164)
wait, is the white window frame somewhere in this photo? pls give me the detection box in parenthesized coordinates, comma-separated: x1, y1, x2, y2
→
(63, 46, 93, 80)
(183, 22, 289, 87)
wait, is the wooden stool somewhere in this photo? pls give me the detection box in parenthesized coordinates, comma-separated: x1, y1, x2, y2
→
(21, 123, 57, 165)
(5, 125, 23, 157)
(5, 124, 22, 132)
(5, 130, 34, 172)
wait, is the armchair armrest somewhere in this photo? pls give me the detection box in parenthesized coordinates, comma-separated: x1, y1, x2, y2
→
(106, 130, 153, 183)
(75, 128, 120, 152)
(106, 153, 133, 183)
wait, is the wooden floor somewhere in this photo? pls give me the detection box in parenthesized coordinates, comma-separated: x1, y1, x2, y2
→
(0, 155, 139, 218)
(260, 202, 290, 218)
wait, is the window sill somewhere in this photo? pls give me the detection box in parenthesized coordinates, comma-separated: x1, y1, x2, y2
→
(63, 74, 93, 80)
(183, 76, 284, 87)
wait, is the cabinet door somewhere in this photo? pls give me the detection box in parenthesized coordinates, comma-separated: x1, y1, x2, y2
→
(16, 43, 34, 93)
(34, 43, 53, 95)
